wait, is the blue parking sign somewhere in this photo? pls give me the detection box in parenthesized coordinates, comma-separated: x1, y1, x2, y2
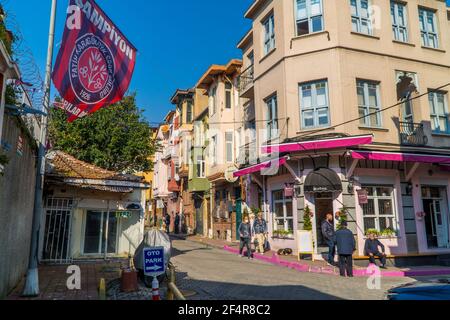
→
(143, 247, 165, 277)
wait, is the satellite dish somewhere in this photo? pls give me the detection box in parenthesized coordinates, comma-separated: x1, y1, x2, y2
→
(225, 165, 239, 183)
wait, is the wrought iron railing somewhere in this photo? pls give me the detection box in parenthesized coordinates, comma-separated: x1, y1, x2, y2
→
(238, 64, 254, 93)
(399, 122, 428, 146)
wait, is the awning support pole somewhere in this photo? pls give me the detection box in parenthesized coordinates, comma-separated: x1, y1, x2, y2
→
(346, 159, 359, 179)
(283, 162, 301, 183)
(406, 162, 420, 182)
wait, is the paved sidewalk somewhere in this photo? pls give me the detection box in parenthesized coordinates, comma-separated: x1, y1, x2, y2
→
(7, 260, 125, 300)
(185, 235, 450, 278)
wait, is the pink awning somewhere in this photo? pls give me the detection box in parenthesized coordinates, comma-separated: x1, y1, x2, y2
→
(233, 156, 289, 178)
(262, 135, 373, 154)
(351, 150, 450, 164)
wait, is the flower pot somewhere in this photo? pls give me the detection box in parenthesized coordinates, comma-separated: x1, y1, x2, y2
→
(121, 270, 139, 293)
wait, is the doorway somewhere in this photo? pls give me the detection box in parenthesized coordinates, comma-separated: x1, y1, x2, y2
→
(315, 193, 334, 252)
(83, 211, 118, 255)
(422, 187, 450, 249)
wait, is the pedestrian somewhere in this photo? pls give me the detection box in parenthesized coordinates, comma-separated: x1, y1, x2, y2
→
(253, 213, 268, 254)
(365, 232, 388, 269)
(321, 213, 336, 266)
(174, 212, 180, 234)
(335, 221, 356, 277)
(239, 216, 253, 259)
(165, 213, 171, 234)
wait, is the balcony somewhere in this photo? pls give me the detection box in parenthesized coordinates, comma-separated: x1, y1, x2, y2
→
(237, 141, 258, 166)
(399, 122, 428, 146)
(238, 64, 254, 98)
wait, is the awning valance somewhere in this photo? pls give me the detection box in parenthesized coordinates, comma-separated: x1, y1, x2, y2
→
(351, 150, 450, 164)
(262, 135, 373, 154)
(304, 168, 343, 193)
(233, 156, 289, 178)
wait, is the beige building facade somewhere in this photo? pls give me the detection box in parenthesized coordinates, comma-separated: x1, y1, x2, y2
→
(235, 0, 450, 263)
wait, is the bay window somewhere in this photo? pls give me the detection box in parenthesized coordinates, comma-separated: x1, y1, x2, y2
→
(350, 0, 372, 35)
(357, 80, 382, 127)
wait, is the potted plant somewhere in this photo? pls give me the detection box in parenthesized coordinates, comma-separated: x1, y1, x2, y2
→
(336, 206, 349, 230)
(365, 229, 381, 237)
(303, 205, 313, 231)
(380, 228, 396, 238)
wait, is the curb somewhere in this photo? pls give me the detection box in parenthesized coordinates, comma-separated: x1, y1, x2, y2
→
(223, 246, 450, 278)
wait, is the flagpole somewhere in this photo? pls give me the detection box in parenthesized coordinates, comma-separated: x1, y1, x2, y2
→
(22, 0, 57, 297)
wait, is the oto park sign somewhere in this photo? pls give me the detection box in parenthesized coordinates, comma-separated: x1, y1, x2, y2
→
(143, 247, 165, 277)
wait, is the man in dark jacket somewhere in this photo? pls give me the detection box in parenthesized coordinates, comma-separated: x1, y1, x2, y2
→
(335, 221, 356, 277)
(165, 213, 171, 234)
(365, 232, 387, 269)
(239, 217, 253, 259)
(174, 213, 180, 234)
(321, 213, 336, 265)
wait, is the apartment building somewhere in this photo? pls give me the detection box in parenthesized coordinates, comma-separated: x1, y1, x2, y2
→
(234, 0, 450, 263)
(196, 59, 244, 241)
(170, 88, 209, 234)
(189, 97, 212, 236)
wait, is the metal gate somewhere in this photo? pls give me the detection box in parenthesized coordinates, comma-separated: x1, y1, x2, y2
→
(42, 198, 74, 264)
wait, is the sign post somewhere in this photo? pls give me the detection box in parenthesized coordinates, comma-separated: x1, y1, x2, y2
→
(143, 247, 165, 301)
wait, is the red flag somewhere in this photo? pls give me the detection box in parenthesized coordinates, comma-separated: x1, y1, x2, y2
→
(52, 0, 137, 122)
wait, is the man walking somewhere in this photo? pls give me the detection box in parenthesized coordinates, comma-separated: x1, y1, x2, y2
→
(365, 232, 388, 269)
(253, 213, 268, 254)
(165, 213, 171, 234)
(335, 221, 356, 277)
(321, 213, 336, 266)
(174, 212, 180, 234)
(239, 216, 253, 259)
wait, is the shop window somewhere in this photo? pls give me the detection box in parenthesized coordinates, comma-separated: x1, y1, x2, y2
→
(361, 186, 398, 234)
(272, 190, 294, 234)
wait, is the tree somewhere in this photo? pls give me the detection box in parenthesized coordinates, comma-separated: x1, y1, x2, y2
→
(49, 94, 156, 173)
(303, 205, 313, 231)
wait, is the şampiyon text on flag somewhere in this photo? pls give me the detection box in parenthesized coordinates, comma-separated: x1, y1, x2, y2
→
(52, 0, 137, 122)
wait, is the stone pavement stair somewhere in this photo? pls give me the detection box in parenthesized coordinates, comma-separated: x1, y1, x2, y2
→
(184, 235, 450, 278)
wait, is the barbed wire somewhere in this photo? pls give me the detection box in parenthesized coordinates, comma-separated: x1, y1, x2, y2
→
(1, 0, 46, 111)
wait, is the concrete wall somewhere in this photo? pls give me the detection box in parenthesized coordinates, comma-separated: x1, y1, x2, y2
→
(0, 114, 37, 298)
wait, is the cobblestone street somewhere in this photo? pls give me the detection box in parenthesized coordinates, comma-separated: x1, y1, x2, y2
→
(170, 239, 416, 300)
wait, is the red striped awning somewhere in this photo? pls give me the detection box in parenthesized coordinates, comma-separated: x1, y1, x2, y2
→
(262, 135, 373, 154)
(233, 156, 289, 178)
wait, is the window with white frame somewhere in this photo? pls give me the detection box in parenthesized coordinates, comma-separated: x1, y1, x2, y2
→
(396, 71, 418, 123)
(211, 135, 217, 166)
(272, 190, 294, 234)
(419, 8, 439, 48)
(350, 0, 372, 35)
(196, 155, 205, 178)
(186, 100, 193, 123)
(210, 86, 217, 115)
(391, 1, 408, 42)
(265, 94, 278, 142)
(296, 0, 324, 36)
(429, 91, 449, 134)
(225, 131, 234, 163)
(263, 14, 275, 55)
(362, 186, 398, 234)
(225, 82, 232, 109)
(357, 80, 382, 127)
(300, 80, 330, 129)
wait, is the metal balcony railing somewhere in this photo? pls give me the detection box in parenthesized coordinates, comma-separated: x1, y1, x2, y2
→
(399, 122, 428, 146)
(238, 64, 254, 93)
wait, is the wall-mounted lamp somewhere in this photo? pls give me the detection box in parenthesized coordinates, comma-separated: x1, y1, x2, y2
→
(406, 183, 413, 196)
(294, 182, 302, 198)
(347, 179, 355, 194)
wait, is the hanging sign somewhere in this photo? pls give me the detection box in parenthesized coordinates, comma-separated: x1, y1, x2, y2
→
(52, 0, 137, 122)
(357, 189, 369, 205)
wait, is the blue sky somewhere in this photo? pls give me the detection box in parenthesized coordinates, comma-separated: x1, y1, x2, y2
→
(5, 0, 253, 124)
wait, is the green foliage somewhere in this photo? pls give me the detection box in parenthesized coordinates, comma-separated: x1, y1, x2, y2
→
(365, 229, 380, 237)
(5, 84, 18, 105)
(48, 94, 156, 173)
(0, 153, 8, 176)
(0, 11, 15, 55)
(303, 205, 313, 231)
(273, 230, 293, 238)
(336, 205, 349, 230)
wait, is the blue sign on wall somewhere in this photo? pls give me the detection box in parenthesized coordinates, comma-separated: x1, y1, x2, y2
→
(143, 247, 165, 277)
